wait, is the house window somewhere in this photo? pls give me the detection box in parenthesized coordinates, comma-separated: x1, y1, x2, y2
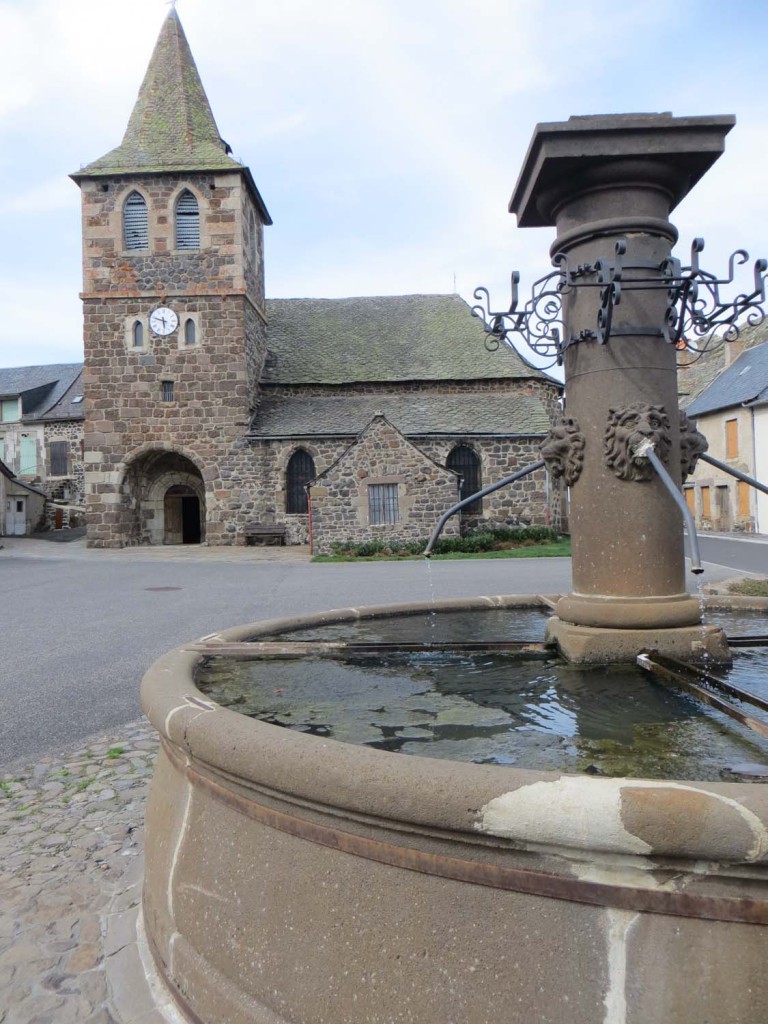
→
(184, 318, 196, 346)
(133, 320, 144, 347)
(725, 418, 738, 459)
(124, 191, 148, 250)
(447, 445, 482, 513)
(286, 449, 315, 514)
(1, 398, 20, 422)
(175, 190, 200, 249)
(684, 486, 695, 514)
(369, 483, 399, 525)
(161, 380, 175, 402)
(49, 440, 69, 476)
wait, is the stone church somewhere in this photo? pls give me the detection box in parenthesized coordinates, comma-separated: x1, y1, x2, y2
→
(64, 9, 561, 552)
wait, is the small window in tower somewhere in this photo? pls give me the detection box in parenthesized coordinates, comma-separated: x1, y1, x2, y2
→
(124, 191, 148, 250)
(133, 320, 144, 347)
(184, 318, 196, 346)
(175, 190, 200, 249)
(161, 380, 175, 402)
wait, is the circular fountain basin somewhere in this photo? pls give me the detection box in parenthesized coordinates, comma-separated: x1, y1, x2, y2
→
(141, 595, 768, 1024)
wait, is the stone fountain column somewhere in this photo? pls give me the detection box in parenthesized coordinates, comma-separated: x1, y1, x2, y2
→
(510, 113, 732, 663)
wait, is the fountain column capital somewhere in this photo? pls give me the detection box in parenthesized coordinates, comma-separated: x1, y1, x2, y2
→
(509, 112, 735, 232)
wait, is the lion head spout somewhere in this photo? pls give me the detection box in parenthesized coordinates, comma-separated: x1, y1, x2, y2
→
(540, 414, 585, 487)
(604, 402, 671, 481)
(679, 411, 708, 482)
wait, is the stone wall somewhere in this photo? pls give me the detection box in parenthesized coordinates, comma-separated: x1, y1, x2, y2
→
(418, 437, 553, 529)
(308, 417, 460, 555)
(43, 420, 85, 506)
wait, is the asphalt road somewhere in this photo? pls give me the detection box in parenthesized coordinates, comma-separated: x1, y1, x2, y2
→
(693, 532, 768, 575)
(0, 538, 745, 768)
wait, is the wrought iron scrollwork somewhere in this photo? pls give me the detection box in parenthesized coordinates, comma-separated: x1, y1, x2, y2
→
(472, 235, 767, 368)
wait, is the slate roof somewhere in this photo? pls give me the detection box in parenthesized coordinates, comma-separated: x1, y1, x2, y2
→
(678, 321, 768, 409)
(0, 364, 83, 419)
(687, 340, 768, 417)
(263, 294, 554, 385)
(35, 370, 85, 422)
(71, 11, 271, 222)
(250, 392, 551, 438)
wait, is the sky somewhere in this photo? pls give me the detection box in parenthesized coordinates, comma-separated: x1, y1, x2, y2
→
(0, 0, 766, 369)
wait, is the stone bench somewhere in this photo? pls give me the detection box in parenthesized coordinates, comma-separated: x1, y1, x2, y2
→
(243, 524, 286, 546)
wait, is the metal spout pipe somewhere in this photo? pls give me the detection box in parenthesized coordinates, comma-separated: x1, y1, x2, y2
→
(698, 452, 768, 497)
(633, 441, 703, 574)
(423, 460, 545, 557)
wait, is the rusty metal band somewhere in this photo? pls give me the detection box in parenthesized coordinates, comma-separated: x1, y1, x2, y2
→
(146, 930, 206, 1024)
(164, 741, 768, 926)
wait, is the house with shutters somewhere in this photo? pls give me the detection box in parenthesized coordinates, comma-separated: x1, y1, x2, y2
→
(0, 364, 85, 534)
(56, 9, 561, 550)
(682, 334, 768, 533)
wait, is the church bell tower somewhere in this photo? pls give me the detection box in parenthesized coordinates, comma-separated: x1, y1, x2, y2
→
(71, 9, 271, 547)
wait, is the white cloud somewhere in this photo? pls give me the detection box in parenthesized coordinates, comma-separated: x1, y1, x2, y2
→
(0, 0, 766, 366)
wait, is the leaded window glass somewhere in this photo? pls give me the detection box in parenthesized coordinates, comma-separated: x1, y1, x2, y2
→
(286, 449, 315, 514)
(368, 483, 399, 525)
(447, 445, 482, 513)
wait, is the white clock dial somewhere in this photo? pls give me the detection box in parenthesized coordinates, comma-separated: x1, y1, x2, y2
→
(149, 307, 179, 336)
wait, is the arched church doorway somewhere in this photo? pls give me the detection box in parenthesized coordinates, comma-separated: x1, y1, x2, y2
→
(122, 449, 205, 545)
(164, 485, 202, 544)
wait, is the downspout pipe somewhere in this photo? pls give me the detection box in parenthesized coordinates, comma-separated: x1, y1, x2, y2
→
(633, 441, 703, 574)
(423, 460, 545, 557)
(698, 451, 768, 498)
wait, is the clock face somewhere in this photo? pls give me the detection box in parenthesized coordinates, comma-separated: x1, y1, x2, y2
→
(149, 307, 179, 336)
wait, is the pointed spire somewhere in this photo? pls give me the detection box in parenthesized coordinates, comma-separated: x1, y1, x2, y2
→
(77, 9, 242, 175)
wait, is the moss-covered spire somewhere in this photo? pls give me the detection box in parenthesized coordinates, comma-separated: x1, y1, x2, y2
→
(76, 9, 242, 175)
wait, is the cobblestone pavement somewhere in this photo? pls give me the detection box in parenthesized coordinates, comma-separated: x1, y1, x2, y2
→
(1, 718, 158, 1024)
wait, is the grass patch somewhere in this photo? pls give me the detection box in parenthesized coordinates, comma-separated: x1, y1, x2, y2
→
(728, 577, 768, 597)
(106, 746, 126, 760)
(314, 528, 571, 562)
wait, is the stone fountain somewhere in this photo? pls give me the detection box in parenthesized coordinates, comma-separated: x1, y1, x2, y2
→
(139, 115, 768, 1024)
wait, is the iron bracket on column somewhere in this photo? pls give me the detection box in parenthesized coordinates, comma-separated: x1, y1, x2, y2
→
(472, 237, 768, 368)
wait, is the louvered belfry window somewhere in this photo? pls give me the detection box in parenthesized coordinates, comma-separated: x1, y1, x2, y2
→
(175, 190, 200, 249)
(447, 445, 482, 513)
(124, 191, 148, 250)
(286, 449, 315, 514)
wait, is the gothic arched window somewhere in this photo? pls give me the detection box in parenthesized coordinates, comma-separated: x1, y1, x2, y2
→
(175, 190, 200, 249)
(447, 445, 482, 513)
(133, 320, 144, 347)
(184, 318, 196, 346)
(124, 191, 148, 250)
(286, 449, 315, 514)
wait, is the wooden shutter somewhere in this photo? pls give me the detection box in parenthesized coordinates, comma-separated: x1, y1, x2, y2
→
(726, 419, 738, 459)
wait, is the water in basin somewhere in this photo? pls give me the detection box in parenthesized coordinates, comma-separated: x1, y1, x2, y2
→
(195, 609, 768, 782)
